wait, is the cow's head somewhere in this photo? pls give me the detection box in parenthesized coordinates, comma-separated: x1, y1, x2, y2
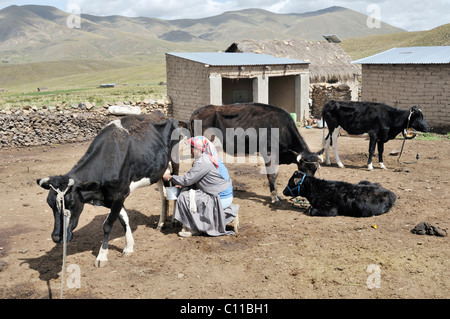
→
(290, 149, 324, 177)
(37, 176, 96, 244)
(283, 170, 309, 198)
(409, 106, 430, 133)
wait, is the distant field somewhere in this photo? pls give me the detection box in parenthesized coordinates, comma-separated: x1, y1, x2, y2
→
(0, 83, 167, 110)
(0, 55, 168, 109)
(0, 54, 166, 90)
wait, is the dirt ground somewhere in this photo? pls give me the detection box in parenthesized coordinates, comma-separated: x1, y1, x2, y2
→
(0, 126, 448, 300)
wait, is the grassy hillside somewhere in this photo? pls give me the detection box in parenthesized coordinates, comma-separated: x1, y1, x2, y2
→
(0, 59, 133, 88)
(340, 23, 450, 60)
(284, 6, 404, 40)
(0, 54, 168, 109)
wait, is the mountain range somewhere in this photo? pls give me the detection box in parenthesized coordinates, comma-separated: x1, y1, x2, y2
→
(0, 4, 406, 64)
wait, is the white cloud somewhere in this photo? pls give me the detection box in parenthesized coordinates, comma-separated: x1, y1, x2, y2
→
(376, 0, 450, 31)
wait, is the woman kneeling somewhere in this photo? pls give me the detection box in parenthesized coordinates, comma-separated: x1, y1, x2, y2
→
(164, 136, 239, 237)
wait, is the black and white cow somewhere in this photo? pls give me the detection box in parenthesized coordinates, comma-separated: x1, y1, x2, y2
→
(322, 100, 430, 170)
(190, 103, 324, 203)
(37, 111, 181, 267)
(283, 171, 397, 217)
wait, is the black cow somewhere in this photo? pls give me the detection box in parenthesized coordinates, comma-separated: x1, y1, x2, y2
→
(189, 103, 324, 203)
(322, 100, 430, 170)
(37, 111, 180, 267)
(283, 171, 397, 217)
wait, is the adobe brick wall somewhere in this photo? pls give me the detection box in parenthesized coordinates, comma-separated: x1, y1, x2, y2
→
(361, 64, 450, 133)
(166, 54, 210, 121)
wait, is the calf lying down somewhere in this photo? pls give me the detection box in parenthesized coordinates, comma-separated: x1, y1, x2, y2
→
(283, 171, 396, 217)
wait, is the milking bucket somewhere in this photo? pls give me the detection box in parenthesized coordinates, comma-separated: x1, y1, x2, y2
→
(166, 186, 181, 200)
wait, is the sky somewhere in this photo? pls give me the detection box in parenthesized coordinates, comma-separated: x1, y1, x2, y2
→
(0, 0, 448, 31)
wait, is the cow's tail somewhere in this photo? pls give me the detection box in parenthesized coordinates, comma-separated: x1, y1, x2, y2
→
(321, 102, 332, 148)
(322, 119, 326, 146)
(321, 117, 331, 148)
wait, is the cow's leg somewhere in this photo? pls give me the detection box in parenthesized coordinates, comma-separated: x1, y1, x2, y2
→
(377, 141, 387, 169)
(95, 198, 125, 267)
(309, 206, 338, 217)
(267, 172, 280, 204)
(331, 128, 344, 168)
(367, 137, 377, 171)
(323, 132, 332, 165)
(264, 153, 280, 204)
(118, 207, 134, 256)
(156, 179, 169, 231)
(169, 161, 179, 225)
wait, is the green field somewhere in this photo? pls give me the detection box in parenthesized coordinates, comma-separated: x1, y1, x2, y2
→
(0, 55, 170, 109)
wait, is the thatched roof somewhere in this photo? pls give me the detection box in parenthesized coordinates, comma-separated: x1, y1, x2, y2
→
(226, 39, 361, 83)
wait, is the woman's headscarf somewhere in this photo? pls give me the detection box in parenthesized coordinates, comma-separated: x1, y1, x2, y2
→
(188, 136, 220, 168)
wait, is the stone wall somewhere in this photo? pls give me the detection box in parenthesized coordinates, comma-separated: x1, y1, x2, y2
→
(361, 64, 450, 133)
(0, 111, 112, 148)
(0, 101, 171, 149)
(310, 83, 352, 118)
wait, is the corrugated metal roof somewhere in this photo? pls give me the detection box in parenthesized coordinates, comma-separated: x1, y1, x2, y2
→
(352, 46, 450, 64)
(167, 52, 309, 66)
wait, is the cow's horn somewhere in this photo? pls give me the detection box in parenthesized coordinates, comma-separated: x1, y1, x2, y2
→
(38, 177, 50, 187)
(296, 154, 302, 162)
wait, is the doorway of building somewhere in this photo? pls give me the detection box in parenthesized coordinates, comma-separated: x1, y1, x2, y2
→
(222, 78, 253, 104)
(269, 75, 296, 113)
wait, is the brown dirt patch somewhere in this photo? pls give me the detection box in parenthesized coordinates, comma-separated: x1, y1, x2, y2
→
(0, 127, 448, 299)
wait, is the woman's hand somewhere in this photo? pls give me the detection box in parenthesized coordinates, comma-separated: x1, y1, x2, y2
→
(163, 174, 172, 182)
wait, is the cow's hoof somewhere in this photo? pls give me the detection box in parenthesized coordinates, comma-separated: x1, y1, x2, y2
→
(156, 222, 165, 231)
(271, 199, 281, 206)
(95, 259, 108, 268)
(337, 163, 345, 168)
(233, 214, 239, 234)
(123, 249, 134, 257)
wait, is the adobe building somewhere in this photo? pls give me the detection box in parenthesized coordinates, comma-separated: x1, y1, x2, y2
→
(166, 52, 310, 122)
(353, 46, 450, 133)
